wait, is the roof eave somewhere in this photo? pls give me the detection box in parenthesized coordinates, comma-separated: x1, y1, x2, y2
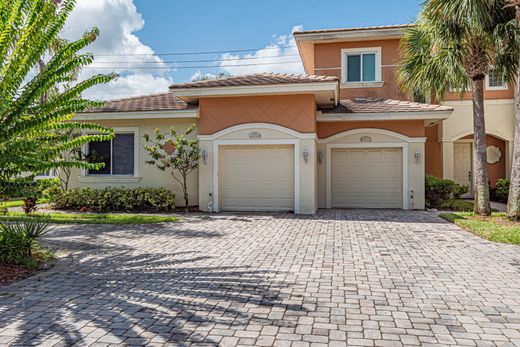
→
(294, 27, 409, 43)
(316, 110, 453, 122)
(171, 81, 340, 106)
(75, 109, 199, 120)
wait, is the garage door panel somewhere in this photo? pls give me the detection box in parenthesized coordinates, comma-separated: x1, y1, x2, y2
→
(331, 148, 403, 209)
(220, 145, 295, 211)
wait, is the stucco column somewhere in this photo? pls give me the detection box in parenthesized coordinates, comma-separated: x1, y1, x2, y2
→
(442, 140, 454, 180)
(299, 138, 318, 214)
(408, 142, 426, 210)
(198, 139, 214, 212)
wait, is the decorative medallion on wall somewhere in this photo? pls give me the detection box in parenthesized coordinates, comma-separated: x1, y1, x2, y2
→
(360, 136, 372, 143)
(249, 132, 262, 139)
(486, 145, 501, 164)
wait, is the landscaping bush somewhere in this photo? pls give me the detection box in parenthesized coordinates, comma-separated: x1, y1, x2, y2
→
(49, 187, 176, 212)
(425, 175, 469, 209)
(36, 178, 60, 198)
(0, 219, 52, 266)
(490, 178, 510, 203)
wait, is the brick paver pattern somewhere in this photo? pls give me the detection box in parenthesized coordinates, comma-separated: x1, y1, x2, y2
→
(1, 210, 520, 346)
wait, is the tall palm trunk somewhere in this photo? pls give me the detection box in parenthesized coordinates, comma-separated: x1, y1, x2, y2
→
(507, 66, 520, 220)
(506, 3, 520, 220)
(472, 77, 491, 215)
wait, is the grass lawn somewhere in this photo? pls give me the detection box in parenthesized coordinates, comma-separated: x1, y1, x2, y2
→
(1, 198, 48, 208)
(440, 199, 474, 212)
(440, 212, 520, 245)
(0, 211, 179, 225)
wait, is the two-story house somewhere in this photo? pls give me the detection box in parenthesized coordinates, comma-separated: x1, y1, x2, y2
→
(73, 24, 515, 214)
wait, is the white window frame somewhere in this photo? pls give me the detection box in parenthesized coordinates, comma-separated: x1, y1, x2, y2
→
(81, 127, 139, 178)
(486, 69, 508, 91)
(341, 47, 382, 88)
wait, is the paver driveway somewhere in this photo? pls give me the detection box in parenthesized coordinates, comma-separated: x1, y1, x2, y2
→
(1, 210, 520, 347)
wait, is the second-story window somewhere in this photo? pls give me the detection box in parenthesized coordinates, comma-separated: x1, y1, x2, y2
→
(341, 47, 382, 85)
(486, 68, 507, 90)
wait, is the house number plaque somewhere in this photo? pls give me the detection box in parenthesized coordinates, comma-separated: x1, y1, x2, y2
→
(249, 132, 262, 139)
(360, 136, 372, 143)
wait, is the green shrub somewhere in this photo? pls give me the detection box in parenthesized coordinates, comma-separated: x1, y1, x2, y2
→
(36, 178, 60, 198)
(0, 219, 51, 265)
(425, 175, 469, 209)
(49, 187, 176, 212)
(490, 178, 510, 203)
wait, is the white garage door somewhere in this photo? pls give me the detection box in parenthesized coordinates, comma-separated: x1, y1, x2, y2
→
(331, 148, 403, 208)
(220, 145, 295, 211)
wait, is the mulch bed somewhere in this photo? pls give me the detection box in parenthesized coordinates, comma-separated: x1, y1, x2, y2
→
(0, 264, 33, 286)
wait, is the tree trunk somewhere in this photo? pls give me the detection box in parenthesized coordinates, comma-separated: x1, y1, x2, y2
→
(183, 174, 189, 212)
(472, 78, 491, 216)
(507, 66, 520, 220)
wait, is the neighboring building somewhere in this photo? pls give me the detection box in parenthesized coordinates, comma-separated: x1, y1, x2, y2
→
(73, 24, 514, 214)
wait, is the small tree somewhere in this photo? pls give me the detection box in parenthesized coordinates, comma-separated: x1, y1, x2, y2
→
(0, 0, 116, 198)
(144, 125, 200, 211)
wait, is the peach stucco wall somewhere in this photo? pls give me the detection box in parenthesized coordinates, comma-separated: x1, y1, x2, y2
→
(317, 120, 425, 139)
(313, 39, 408, 100)
(198, 95, 317, 135)
(461, 134, 506, 186)
(425, 125, 442, 178)
(311, 38, 515, 101)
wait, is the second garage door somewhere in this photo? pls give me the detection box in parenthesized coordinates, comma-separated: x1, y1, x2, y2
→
(220, 145, 295, 211)
(331, 148, 403, 208)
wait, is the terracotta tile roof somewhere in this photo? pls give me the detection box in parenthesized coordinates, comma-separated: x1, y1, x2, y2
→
(82, 93, 195, 113)
(294, 24, 415, 35)
(169, 73, 339, 89)
(320, 98, 453, 114)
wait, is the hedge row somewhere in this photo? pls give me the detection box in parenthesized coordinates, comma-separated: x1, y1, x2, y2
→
(48, 187, 176, 212)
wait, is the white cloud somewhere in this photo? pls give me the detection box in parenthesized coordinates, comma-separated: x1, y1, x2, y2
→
(61, 0, 172, 100)
(190, 70, 216, 82)
(219, 25, 305, 76)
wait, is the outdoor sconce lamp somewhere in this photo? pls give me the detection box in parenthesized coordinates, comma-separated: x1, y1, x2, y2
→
(201, 150, 208, 164)
(303, 149, 309, 164)
(318, 151, 324, 164)
(414, 150, 421, 164)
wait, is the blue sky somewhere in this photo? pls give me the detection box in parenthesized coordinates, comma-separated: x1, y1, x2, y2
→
(64, 0, 422, 99)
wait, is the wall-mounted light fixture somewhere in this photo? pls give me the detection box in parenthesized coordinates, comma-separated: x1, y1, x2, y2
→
(201, 150, 208, 164)
(303, 149, 309, 164)
(414, 150, 421, 164)
(318, 151, 324, 164)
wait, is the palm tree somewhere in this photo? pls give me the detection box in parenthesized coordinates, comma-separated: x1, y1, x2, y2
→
(398, 0, 518, 216)
(503, 0, 520, 219)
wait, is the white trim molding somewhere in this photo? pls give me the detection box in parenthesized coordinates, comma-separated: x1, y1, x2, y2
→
(442, 99, 514, 106)
(171, 82, 339, 106)
(341, 81, 384, 89)
(294, 26, 409, 43)
(198, 123, 317, 141)
(212, 139, 301, 214)
(325, 142, 409, 210)
(444, 129, 513, 143)
(340, 47, 382, 86)
(317, 111, 451, 122)
(75, 109, 198, 121)
(319, 128, 427, 144)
